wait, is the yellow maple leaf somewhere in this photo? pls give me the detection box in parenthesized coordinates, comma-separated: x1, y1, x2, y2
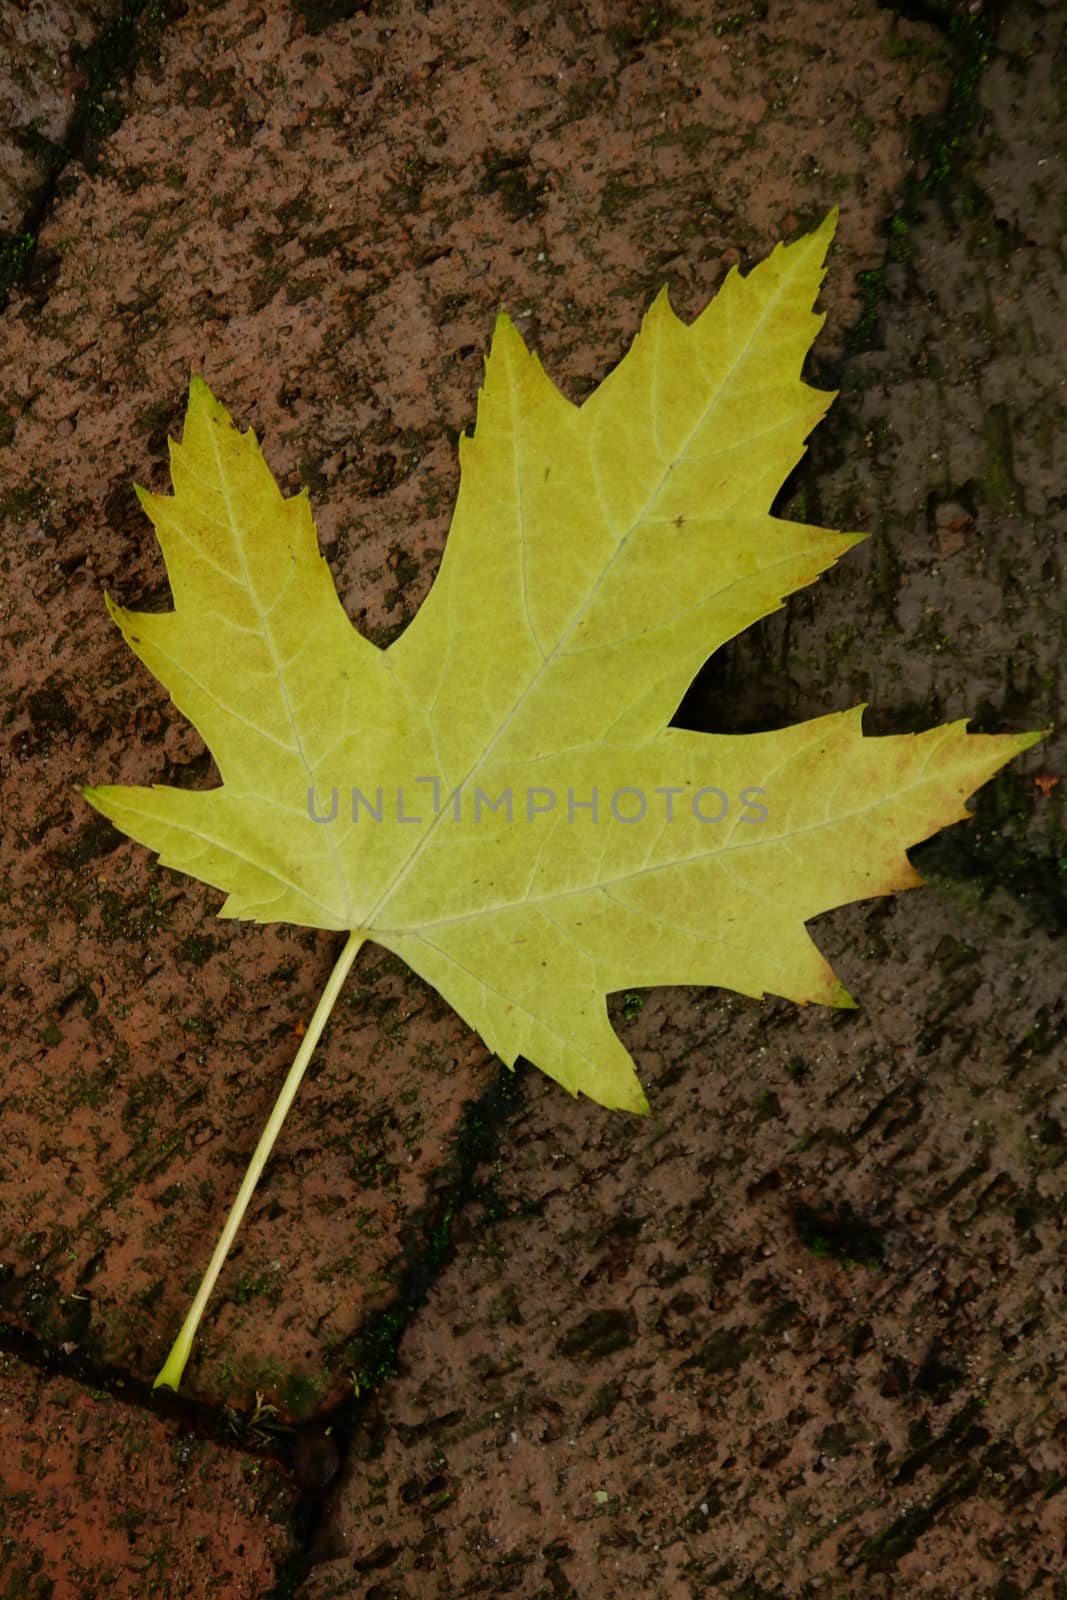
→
(84, 212, 1039, 1388)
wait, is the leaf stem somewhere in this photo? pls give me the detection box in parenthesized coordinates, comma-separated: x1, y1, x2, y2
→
(153, 930, 364, 1392)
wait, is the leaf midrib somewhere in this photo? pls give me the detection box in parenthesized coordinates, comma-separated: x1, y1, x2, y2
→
(358, 245, 815, 937)
(376, 726, 947, 937)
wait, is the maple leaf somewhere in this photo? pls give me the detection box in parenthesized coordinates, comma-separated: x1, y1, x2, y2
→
(84, 212, 1040, 1387)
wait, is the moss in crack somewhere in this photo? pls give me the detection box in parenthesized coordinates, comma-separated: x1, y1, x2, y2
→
(238, 1089, 526, 1591)
(67, 1, 181, 166)
(327, 1066, 525, 1397)
(915, 9, 996, 195)
(841, 5, 999, 353)
(0, 232, 35, 306)
(0, 0, 183, 310)
(845, 266, 887, 355)
(887, 212, 913, 263)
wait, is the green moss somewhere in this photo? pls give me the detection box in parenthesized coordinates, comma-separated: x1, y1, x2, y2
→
(850, 113, 875, 150)
(232, 1269, 282, 1307)
(621, 990, 644, 1023)
(67, 1, 183, 165)
(608, 0, 698, 54)
(181, 1012, 215, 1041)
(0, 231, 35, 308)
(840, 9, 997, 360)
(1020, 1009, 1059, 1059)
(340, 1301, 410, 1396)
(846, 266, 886, 354)
(888, 213, 912, 263)
(916, 12, 995, 195)
(713, 2, 767, 36)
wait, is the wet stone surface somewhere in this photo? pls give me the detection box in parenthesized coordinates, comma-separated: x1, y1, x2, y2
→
(0, 1346, 292, 1597)
(1, 0, 1064, 1594)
